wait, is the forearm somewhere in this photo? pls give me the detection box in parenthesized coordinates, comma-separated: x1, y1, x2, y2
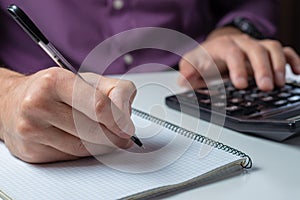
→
(0, 67, 23, 140)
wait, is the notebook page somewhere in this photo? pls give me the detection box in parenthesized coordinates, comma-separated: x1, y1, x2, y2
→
(0, 114, 243, 200)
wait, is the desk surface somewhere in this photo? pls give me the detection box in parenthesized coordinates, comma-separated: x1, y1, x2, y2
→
(115, 69, 300, 200)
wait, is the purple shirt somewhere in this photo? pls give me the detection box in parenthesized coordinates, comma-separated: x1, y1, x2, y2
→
(0, 0, 279, 75)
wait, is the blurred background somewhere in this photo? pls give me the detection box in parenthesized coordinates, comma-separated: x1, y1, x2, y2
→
(279, 0, 300, 54)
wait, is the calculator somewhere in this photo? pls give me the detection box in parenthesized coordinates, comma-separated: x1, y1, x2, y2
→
(165, 79, 300, 141)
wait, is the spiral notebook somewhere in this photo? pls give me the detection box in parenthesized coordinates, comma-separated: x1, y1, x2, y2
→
(0, 108, 252, 200)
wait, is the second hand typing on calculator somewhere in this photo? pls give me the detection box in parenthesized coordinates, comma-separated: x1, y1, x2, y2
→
(166, 78, 300, 141)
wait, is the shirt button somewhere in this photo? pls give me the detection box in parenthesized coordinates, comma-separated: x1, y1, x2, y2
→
(113, 0, 124, 10)
(123, 54, 133, 65)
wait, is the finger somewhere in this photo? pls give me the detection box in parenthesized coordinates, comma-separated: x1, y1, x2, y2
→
(201, 37, 250, 89)
(178, 50, 213, 89)
(178, 56, 201, 87)
(79, 73, 136, 116)
(54, 71, 135, 139)
(284, 47, 300, 74)
(261, 40, 286, 87)
(26, 145, 78, 163)
(39, 126, 132, 157)
(235, 36, 274, 91)
(9, 139, 78, 163)
(44, 101, 133, 147)
(98, 77, 137, 116)
(223, 43, 248, 89)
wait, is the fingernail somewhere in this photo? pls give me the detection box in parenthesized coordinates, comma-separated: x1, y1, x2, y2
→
(260, 77, 273, 90)
(235, 77, 248, 88)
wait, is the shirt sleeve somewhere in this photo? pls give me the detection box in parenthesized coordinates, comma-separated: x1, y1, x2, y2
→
(211, 0, 280, 38)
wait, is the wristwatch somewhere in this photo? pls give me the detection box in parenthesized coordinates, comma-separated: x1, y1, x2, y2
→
(226, 17, 265, 40)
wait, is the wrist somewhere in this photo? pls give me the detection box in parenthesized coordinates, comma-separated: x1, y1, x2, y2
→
(0, 68, 24, 140)
(207, 17, 266, 42)
(206, 26, 243, 41)
(224, 17, 265, 40)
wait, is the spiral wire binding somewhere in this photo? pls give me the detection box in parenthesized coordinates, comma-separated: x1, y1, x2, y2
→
(132, 108, 252, 169)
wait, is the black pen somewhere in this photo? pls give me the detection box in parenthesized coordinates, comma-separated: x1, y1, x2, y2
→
(7, 4, 144, 149)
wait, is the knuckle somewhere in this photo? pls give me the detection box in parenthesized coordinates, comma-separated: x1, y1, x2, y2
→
(125, 80, 137, 97)
(283, 46, 294, 53)
(37, 68, 60, 91)
(19, 95, 38, 115)
(15, 119, 37, 141)
(124, 80, 136, 92)
(95, 95, 110, 115)
(20, 69, 61, 114)
(113, 79, 137, 95)
(228, 46, 243, 56)
(265, 40, 282, 49)
(20, 92, 49, 116)
(251, 43, 267, 55)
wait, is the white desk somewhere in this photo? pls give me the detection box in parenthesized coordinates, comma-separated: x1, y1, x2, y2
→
(116, 69, 300, 200)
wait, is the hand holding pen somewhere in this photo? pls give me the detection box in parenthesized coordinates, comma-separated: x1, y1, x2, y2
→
(0, 4, 143, 163)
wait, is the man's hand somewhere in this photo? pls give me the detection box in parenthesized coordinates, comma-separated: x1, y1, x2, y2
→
(0, 67, 136, 163)
(178, 27, 300, 91)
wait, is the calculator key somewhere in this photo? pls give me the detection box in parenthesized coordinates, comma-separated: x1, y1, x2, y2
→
(177, 93, 198, 104)
(173, 78, 300, 121)
(225, 86, 236, 94)
(196, 88, 220, 97)
(241, 101, 257, 108)
(288, 95, 300, 103)
(227, 105, 257, 116)
(280, 85, 293, 92)
(247, 93, 265, 102)
(265, 90, 279, 96)
(232, 91, 246, 97)
(291, 88, 300, 95)
(261, 96, 275, 103)
(229, 97, 244, 104)
(244, 95, 256, 102)
(249, 93, 261, 99)
(216, 94, 227, 100)
(196, 88, 210, 95)
(273, 100, 288, 107)
(185, 91, 195, 98)
(237, 90, 248, 95)
(241, 102, 258, 115)
(212, 102, 226, 108)
(257, 92, 268, 98)
(226, 105, 244, 116)
(277, 92, 292, 98)
(199, 98, 211, 107)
